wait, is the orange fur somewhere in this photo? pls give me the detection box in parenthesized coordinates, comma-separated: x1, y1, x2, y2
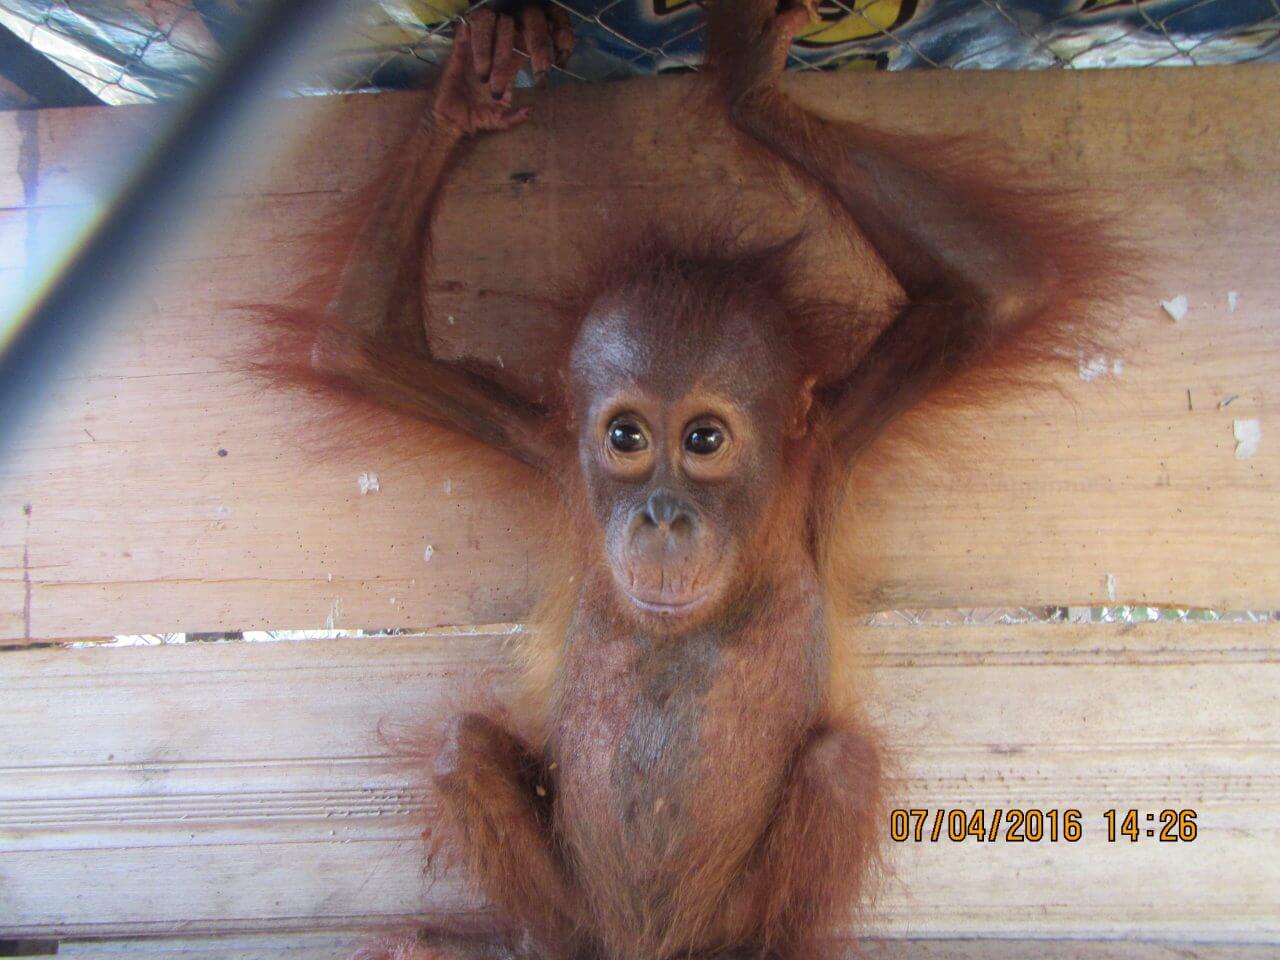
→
(249, 7, 1137, 959)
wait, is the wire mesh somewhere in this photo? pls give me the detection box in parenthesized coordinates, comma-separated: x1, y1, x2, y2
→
(0, 0, 1276, 107)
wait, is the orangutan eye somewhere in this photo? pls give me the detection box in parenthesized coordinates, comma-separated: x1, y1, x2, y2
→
(608, 417, 647, 453)
(684, 425, 724, 456)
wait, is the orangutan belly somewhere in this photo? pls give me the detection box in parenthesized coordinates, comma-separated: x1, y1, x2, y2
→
(549, 621, 816, 940)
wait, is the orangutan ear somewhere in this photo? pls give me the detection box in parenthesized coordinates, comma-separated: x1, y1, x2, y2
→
(789, 376, 817, 438)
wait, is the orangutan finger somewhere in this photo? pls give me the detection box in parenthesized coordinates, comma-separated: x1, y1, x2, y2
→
(444, 20, 471, 83)
(549, 5, 574, 67)
(468, 7, 496, 81)
(776, 4, 816, 40)
(489, 14, 521, 97)
(520, 7, 553, 87)
(499, 105, 532, 129)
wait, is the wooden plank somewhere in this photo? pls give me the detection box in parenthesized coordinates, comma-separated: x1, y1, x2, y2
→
(50, 932, 1280, 960)
(860, 946, 1280, 960)
(58, 932, 362, 959)
(1, 622, 1276, 941)
(0, 67, 1278, 642)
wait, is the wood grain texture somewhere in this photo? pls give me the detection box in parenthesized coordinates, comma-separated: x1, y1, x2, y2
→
(0, 66, 1278, 643)
(2, 622, 1276, 941)
(51, 932, 1280, 960)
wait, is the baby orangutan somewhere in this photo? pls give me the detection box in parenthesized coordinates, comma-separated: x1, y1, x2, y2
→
(268, 2, 1121, 958)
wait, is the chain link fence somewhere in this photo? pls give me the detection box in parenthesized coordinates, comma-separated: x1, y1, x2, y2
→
(0, 0, 1277, 106)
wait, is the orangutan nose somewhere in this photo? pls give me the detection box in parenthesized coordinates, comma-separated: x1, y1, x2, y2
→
(642, 489, 696, 538)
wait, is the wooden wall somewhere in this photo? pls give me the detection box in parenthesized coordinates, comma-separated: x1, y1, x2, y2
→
(0, 63, 1277, 956)
(3, 624, 1278, 948)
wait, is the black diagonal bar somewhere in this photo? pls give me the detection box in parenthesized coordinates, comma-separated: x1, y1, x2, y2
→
(0, 0, 348, 451)
(0, 21, 102, 108)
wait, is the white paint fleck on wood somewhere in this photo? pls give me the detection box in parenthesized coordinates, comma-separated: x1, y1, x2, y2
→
(1234, 419, 1262, 460)
(1161, 294, 1189, 321)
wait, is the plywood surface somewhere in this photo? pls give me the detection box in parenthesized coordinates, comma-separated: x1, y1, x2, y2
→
(0, 65, 1276, 642)
(2, 621, 1276, 941)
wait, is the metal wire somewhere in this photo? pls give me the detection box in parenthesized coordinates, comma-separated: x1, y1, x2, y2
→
(0, 0, 1276, 108)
